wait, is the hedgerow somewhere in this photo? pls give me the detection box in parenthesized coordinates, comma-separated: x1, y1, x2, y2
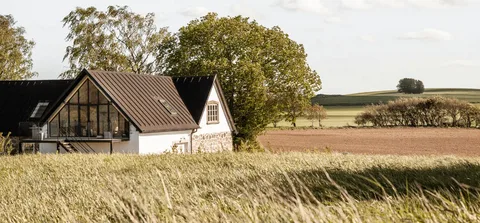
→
(355, 97, 480, 127)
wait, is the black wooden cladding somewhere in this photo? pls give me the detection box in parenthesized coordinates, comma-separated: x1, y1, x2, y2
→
(173, 76, 215, 123)
(0, 80, 73, 136)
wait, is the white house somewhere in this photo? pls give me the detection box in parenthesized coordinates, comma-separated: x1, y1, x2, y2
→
(0, 69, 236, 154)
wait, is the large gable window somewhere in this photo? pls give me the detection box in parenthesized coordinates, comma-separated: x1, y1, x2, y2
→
(48, 79, 129, 139)
(207, 102, 219, 124)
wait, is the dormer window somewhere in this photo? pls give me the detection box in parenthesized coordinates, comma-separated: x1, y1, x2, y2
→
(30, 102, 49, 118)
(207, 102, 219, 124)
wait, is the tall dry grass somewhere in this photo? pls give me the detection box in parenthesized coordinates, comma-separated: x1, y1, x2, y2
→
(1, 153, 480, 222)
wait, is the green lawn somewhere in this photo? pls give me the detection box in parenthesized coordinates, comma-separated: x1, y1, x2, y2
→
(270, 106, 363, 128)
(2, 153, 480, 222)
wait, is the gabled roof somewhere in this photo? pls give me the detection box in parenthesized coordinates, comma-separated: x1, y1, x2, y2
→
(0, 80, 73, 136)
(2, 70, 236, 136)
(85, 70, 199, 133)
(173, 76, 237, 133)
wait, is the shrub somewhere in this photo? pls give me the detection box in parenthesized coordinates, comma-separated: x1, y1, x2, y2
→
(234, 139, 265, 152)
(0, 132, 13, 155)
(355, 97, 480, 127)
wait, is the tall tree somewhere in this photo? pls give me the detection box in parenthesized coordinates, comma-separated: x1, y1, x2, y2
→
(61, 6, 173, 78)
(165, 13, 321, 142)
(0, 15, 37, 80)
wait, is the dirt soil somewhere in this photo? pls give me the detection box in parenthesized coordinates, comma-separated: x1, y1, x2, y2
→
(258, 128, 480, 156)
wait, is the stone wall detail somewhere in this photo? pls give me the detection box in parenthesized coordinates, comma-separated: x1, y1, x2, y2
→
(192, 132, 233, 153)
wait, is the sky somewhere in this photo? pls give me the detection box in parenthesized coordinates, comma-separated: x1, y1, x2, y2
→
(2, 0, 479, 94)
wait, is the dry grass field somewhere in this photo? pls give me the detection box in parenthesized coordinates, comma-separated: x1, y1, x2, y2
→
(2, 153, 480, 222)
(259, 128, 480, 156)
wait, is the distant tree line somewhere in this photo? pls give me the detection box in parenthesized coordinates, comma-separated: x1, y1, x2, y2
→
(355, 97, 480, 128)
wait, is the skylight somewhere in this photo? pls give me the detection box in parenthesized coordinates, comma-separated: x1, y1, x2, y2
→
(159, 99, 178, 115)
(30, 102, 49, 118)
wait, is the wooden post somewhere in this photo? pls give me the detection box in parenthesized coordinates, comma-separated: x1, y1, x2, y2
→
(109, 141, 113, 154)
(56, 142, 60, 154)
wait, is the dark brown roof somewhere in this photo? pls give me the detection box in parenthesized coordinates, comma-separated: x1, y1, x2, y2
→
(0, 80, 74, 136)
(86, 70, 199, 133)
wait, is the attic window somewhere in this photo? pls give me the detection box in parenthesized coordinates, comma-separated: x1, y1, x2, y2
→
(159, 99, 178, 115)
(30, 102, 49, 118)
(207, 102, 219, 124)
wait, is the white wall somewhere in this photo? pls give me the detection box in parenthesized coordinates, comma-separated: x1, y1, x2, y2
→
(195, 84, 233, 135)
(39, 143, 58, 153)
(138, 130, 191, 154)
(114, 124, 139, 153)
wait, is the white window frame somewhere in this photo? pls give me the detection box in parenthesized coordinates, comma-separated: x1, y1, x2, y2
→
(207, 101, 219, 124)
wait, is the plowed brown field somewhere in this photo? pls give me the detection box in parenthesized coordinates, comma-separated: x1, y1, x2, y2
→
(258, 128, 480, 156)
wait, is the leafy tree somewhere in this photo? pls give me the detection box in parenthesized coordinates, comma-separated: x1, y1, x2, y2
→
(165, 13, 321, 142)
(306, 104, 327, 127)
(397, 78, 425, 94)
(0, 15, 37, 80)
(61, 6, 173, 78)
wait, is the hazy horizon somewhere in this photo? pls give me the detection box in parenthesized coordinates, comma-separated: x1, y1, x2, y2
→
(2, 0, 479, 94)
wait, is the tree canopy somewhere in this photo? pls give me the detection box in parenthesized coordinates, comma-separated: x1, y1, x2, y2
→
(397, 78, 425, 94)
(0, 15, 37, 80)
(61, 6, 173, 78)
(165, 13, 321, 141)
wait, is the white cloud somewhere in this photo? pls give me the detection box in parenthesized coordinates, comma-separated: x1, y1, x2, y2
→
(445, 60, 480, 67)
(275, 0, 331, 15)
(408, 0, 468, 8)
(359, 35, 376, 42)
(231, 3, 263, 19)
(398, 28, 452, 41)
(340, 0, 468, 10)
(341, 0, 373, 10)
(324, 16, 343, 24)
(180, 7, 209, 17)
